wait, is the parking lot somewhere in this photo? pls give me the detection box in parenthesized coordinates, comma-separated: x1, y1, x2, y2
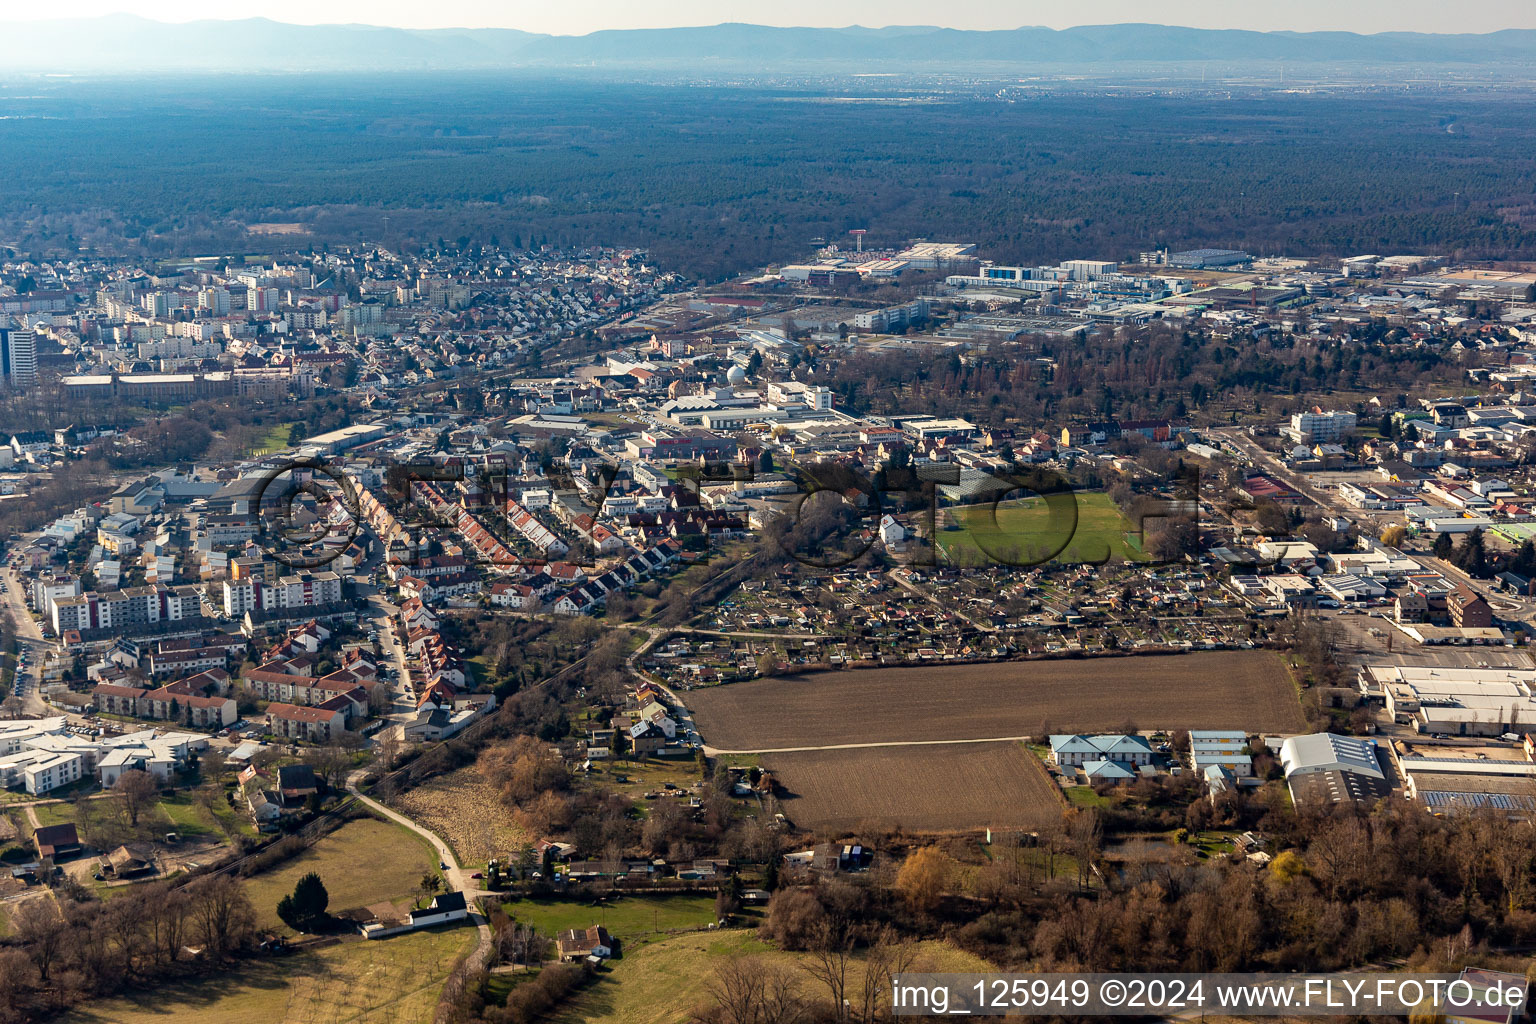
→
(1330, 613, 1534, 670)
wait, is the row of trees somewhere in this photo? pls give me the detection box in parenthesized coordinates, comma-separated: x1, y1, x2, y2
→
(0, 876, 257, 1023)
(1432, 527, 1536, 581)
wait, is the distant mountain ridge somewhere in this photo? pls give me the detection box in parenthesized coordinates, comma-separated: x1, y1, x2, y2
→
(3, 16, 1535, 73)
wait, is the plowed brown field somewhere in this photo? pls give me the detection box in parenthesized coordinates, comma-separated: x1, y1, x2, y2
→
(690, 651, 1301, 751)
(765, 741, 1064, 832)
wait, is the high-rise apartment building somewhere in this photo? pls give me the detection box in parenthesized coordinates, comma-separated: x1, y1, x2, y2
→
(0, 327, 37, 388)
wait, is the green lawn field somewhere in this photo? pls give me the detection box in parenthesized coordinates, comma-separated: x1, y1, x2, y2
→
(939, 492, 1148, 566)
(242, 816, 441, 933)
(501, 893, 717, 951)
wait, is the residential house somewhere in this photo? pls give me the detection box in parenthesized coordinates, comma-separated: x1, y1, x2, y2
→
(557, 924, 614, 961)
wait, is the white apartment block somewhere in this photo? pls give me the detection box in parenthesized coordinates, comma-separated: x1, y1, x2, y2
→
(222, 570, 343, 617)
(1289, 409, 1357, 443)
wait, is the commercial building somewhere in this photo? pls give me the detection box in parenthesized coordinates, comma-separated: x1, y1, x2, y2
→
(853, 299, 929, 333)
(1400, 756, 1536, 817)
(1166, 248, 1252, 269)
(1360, 664, 1536, 737)
(297, 422, 389, 455)
(0, 718, 205, 794)
(893, 241, 976, 270)
(1287, 409, 1357, 443)
(946, 260, 1174, 302)
(1279, 733, 1390, 805)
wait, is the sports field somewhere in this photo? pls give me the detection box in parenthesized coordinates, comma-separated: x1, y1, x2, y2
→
(938, 492, 1148, 566)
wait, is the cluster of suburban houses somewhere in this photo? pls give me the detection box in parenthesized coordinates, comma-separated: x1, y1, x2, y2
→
(583, 679, 695, 758)
(353, 444, 699, 618)
(237, 762, 326, 825)
(243, 620, 385, 742)
(392, 598, 497, 742)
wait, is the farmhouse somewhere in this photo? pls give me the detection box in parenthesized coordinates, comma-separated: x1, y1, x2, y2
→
(33, 823, 82, 861)
(557, 924, 614, 961)
(356, 891, 469, 939)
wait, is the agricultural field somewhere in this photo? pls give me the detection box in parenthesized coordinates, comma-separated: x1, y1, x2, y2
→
(689, 651, 1303, 752)
(939, 493, 1148, 567)
(59, 925, 474, 1024)
(242, 816, 441, 933)
(764, 742, 1064, 833)
(550, 930, 995, 1024)
(389, 764, 529, 868)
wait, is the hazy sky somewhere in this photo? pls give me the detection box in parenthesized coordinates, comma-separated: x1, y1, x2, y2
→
(11, 0, 1536, 35)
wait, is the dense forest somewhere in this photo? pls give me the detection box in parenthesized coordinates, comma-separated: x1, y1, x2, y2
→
(815, 322, 1469, 428)
(2, 77, 1536, 278)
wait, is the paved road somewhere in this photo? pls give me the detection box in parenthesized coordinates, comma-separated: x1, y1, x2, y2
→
(2, 563, 51, 717)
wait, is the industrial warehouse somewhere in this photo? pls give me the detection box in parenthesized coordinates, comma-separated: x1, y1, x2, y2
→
(1360, 664, 1536, 737)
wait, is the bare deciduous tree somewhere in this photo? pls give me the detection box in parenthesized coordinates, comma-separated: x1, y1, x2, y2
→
(698, 955, 810, 1024)
(114, 769, 158, 829)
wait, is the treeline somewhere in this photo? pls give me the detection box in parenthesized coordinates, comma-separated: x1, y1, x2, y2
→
(673, 798, 1536, 1024)
(0, 876, 257, 1023)
(7, 81, 1536, 279)
(1434, 527, 1536, 580)
(477, 733, 783, 867)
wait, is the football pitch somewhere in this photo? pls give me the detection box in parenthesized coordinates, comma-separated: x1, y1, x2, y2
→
(938, 492, 1148, 566)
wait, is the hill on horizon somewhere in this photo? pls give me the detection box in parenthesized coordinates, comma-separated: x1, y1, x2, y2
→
(2, 17, 1536, 73)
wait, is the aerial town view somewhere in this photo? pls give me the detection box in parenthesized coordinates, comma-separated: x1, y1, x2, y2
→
(4, 2, 1536, 1022)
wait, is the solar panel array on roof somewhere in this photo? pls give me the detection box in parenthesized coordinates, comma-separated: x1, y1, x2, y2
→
(1421, 791, 1536, 812)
